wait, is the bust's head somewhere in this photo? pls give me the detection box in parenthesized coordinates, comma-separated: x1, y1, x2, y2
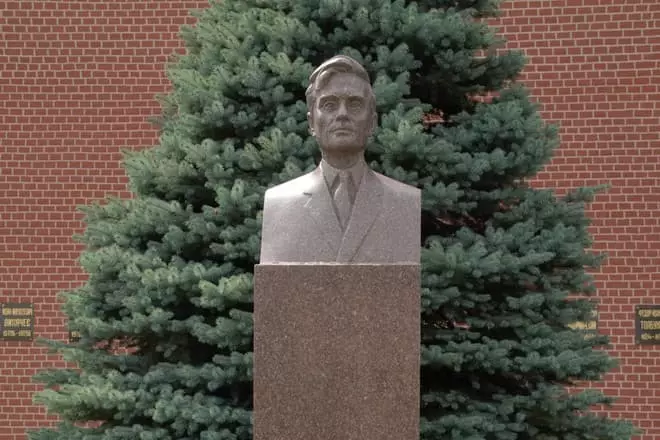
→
(306, 56, 377, 158)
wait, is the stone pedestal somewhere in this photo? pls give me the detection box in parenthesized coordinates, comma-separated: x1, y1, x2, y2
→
(254, 264, 420, 440)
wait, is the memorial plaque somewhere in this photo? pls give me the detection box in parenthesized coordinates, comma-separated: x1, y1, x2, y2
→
(635, 305, 660, 344)
(68, 329, 81, 343)
(568, 303, 598, 338)
(0, 303, 34, 340)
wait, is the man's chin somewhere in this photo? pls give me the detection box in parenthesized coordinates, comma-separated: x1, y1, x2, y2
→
(322, 143, 365, 154)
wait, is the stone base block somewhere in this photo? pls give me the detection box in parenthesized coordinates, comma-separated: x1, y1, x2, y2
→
(254, 264, 420, 440)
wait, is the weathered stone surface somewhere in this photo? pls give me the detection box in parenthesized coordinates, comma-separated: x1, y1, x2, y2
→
(259, 55, 421, 264)
(254, 264, 420, 440)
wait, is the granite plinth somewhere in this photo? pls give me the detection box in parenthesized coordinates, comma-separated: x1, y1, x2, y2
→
(254, 264, 420, 440)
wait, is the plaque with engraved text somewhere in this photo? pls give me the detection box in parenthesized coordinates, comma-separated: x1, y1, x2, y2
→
(568, 303, 598, 339)
(69, 328, 81, 343)
(635, 305, 660, 345)
(0, 303, 35, 340)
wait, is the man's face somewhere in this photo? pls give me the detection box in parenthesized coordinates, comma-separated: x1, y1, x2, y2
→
(308, 72, 376, 155)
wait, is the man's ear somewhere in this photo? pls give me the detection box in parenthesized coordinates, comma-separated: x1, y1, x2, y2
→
(307, 111, 314, 135)
(370, 110, 378, 135)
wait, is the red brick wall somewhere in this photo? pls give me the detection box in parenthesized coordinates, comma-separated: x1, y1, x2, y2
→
(0, 1, 658, 439)
(500, 1, 660, 436)
(0, 2, 208, 438)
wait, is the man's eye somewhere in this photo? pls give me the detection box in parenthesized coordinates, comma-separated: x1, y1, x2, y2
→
(349, 99, 363, 109)
(321, 101, 337, 111)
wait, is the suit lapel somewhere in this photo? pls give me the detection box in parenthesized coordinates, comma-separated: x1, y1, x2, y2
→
(303, 168, 343, 255)
(336, 170, 383, 262)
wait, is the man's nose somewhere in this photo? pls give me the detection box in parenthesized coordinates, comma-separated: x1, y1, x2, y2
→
(336, 102, 349, 118)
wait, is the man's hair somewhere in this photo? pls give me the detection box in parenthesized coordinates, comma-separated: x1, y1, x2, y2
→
(305, 55, 376, 111)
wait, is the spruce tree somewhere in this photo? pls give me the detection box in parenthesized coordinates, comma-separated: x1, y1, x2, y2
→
(32, 1, 636, 439)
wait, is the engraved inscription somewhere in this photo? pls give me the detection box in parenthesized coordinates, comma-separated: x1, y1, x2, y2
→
(0, 303, 35, 340)
(636, 305, 660, 344)
(568, 304, 598, 339)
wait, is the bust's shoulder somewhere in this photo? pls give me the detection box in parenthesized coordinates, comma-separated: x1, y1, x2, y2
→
(264, 169, 319, 201)
(372, 171, 421, 199)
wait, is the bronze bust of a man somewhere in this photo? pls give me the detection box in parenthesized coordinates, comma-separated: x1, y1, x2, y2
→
(259, 55, 420, 263)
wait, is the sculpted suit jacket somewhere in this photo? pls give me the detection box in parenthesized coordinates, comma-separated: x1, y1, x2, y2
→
(259, 165, 421, 263)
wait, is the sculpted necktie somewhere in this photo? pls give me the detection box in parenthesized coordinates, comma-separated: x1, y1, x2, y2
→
(333, 171, 354, 230)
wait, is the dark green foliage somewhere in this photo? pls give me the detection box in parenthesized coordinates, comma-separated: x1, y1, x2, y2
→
(32, 1, 636, 439)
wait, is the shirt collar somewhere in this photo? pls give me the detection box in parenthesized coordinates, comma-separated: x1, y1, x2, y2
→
(320, 159, 366, 190)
